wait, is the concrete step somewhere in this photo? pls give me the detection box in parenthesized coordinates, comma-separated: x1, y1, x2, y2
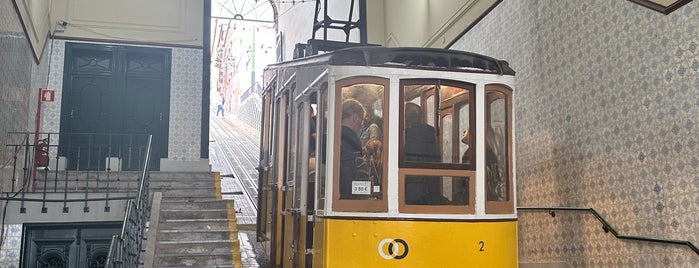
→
(148, 179, 216, 188)
(154, 253, 235, 267)
(156, 240, 234, 255)
(160, 208, 229, 220)
(157, 229, 231, 241)
(158, 218, 231, 232)
(159, 187, 218, 198)
(149, 172, 216, 182)
(155, 240, 236, 267)
(160, 199, 228, 210)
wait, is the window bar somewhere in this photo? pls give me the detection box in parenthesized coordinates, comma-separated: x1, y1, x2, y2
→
(118, 144, 124, 195)
(11, 144, 19, 191)
(127, 134, 134, 189)
(51, 133, 59, 192)
(84, 134, 92, 212)
(97, 144, 103, 194)
(63, 138, 73, 213)
(105, 133, 113, 212)
(40, 134, 49, 213)
(20, 137, 31, 213)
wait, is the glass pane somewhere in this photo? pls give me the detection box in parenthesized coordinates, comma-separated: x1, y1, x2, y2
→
(405, 175, 469, 205)
(339, 82, 385, 200)
(404, 101, 440, 162)
(486, 91, 509, 202)
(458, 105, 470, 164)
(441, 115, 453, 162)
(293, 105, 305, 206)
(426, 95, 435, 126)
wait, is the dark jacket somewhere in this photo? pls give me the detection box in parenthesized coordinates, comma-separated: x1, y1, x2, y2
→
(404, 124, 440, 162)
(339, 126, 363, 199)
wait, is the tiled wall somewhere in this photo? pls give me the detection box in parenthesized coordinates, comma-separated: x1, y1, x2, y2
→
(0, 0, 48, 265)
(452, 0, 698, 267)
(169, 47, 204, 161)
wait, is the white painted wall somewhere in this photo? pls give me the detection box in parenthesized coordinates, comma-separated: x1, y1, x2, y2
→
(50, 0, 204, 48)
(276, 0, 499, 60)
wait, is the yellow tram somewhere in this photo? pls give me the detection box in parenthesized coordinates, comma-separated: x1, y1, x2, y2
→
(257, 46, 517, 267)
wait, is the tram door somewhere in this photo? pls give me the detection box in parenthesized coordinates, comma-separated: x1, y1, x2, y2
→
(281, 94, 298, 268)
(271, 93, 289, 266)
(257, 92, 273, 258)
(280, 91, 318, 267)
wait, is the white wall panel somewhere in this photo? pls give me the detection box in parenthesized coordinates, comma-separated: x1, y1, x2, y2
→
(12, 0, 51, 61)
(51, 0, 203, 47)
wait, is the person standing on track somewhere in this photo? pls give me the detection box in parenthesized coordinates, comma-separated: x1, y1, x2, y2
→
(217, 98, 225, 117)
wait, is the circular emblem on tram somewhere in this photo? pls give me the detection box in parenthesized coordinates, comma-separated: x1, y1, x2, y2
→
(378, 238, 409, 260)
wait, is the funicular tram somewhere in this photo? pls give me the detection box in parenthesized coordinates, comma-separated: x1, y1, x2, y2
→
(256, 46, 517, 267)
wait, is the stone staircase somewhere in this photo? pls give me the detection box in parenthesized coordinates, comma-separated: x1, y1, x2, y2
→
(31, 170, 241, 267)
(147, 172, 240, 268)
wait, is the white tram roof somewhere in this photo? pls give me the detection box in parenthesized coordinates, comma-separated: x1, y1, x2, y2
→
(263, 46, 516, 77)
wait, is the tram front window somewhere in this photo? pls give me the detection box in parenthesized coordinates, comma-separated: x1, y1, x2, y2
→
(337, 78, 386, 201)
(401, 82, 474, 166)
(399, 80, 476, 212)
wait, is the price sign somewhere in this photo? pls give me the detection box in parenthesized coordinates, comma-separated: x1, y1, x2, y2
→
(351, 181, 371, 195)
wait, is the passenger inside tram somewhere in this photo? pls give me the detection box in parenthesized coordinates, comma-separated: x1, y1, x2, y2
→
(461, 130, 470, 164)
(404, 102, 440, 162)
(403, 102, 449, 205)
(338, 82, 387, 201)
(338, 99, 367, 199)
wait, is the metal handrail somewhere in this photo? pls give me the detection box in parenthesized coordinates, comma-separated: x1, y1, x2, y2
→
(105, 135, 152, 267)
(518, 206, 699, 255)
(3, 132, 151, 212)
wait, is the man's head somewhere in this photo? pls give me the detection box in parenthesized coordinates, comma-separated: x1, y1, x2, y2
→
(342, 99, 365, 132)
(404, 102, 423, 128)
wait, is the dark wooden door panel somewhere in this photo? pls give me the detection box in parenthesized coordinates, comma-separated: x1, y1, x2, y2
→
(67, 76, 116, 132)
(60, 43, 171, 171)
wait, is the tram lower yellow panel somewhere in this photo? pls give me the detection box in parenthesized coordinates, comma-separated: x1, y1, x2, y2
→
(321, 218, 518, 268)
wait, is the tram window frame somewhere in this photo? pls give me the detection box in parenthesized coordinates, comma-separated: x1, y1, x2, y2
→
(316, 84, 328, 211)
(484, 84, 514, 214)
(398, 79, 477, 213)
(398, 169, 476, 214)
(399, 79, 476, 170)
(332, 76, 389, 212)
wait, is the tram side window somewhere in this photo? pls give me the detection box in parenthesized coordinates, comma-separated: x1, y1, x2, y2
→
(401, 82, 473, 166)
(486, 91, 509, 202)
(338, 81, 385, 200)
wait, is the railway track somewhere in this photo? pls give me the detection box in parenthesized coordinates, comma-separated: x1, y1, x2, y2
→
(210, 116, 260, 218)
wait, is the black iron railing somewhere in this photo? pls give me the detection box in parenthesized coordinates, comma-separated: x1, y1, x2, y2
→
(1, 132, 153, 267)
(2, 132, 152, 212)
(105, 135, 153, 267)
(518, 206, 699, 256)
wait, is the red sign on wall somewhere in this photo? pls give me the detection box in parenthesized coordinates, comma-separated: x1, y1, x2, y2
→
(40, 89, 55, 102)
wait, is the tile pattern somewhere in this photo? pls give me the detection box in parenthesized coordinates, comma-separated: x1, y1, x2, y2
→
(169, 47, 204, 161)
(1, 0, 50, 263)
(0, 0, 37, 177)
(451, 0, 699, 267)
(0, 224, 21, 268)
